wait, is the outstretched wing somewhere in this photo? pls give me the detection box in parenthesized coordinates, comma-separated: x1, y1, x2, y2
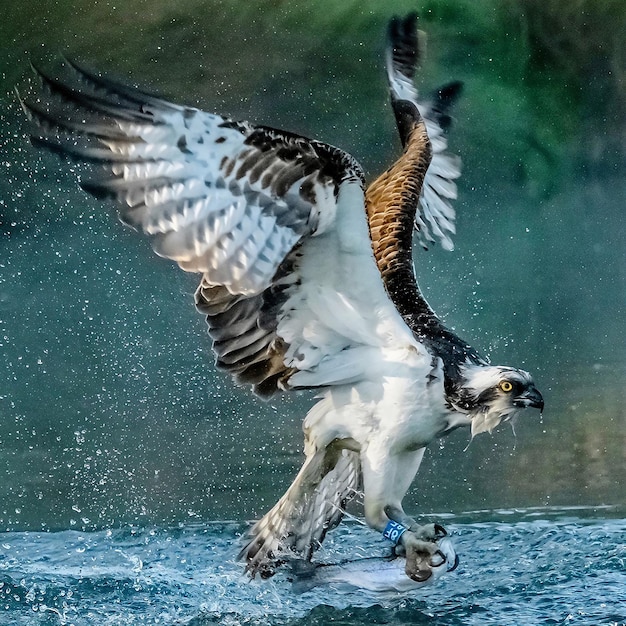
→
(20, 60, 388, 398)
(366, 13, 481, 365)
(386, 12, 463, 251)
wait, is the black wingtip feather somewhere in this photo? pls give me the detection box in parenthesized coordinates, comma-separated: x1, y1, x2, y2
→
(29, 131, 147, 166)
(79, 180, 114, 200)
(388, 12, 420, 80)
(30, 61, 158, 124)
(61, 56, 179, 111)
(29, 135, 68, 159)
(431, 81, 464, 132)
(20, 95, 133, 143)
(436, 81, 464, 108)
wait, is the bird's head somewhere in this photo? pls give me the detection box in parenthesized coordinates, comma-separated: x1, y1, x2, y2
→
(451, 364, 544, 437)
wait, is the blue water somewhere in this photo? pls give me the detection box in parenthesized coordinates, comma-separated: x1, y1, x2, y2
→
(1, 507, 624, 625)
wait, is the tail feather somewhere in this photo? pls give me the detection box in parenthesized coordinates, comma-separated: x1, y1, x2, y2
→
(239, 446, 361, 577)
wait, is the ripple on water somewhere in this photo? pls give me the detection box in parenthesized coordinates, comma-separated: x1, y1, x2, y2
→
(0, 509, 624, 625)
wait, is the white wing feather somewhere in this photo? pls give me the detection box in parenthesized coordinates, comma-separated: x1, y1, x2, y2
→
(21, 61, 410, 399)
(386, 18, 462, 251)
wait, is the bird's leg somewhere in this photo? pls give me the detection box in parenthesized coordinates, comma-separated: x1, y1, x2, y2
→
(384, 509, 448, 582)
(383, 504, 417, 530)
(385, 504, 447, 541)
(361, 446, 449, 581)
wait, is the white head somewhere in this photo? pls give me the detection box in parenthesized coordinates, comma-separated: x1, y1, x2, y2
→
(452, 364, 544, 437)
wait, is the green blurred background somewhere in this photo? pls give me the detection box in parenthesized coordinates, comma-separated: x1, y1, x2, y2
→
(1, 0, 624, 531)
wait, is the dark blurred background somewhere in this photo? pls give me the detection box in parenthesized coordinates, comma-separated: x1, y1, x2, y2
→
(1, 0, 624, 531)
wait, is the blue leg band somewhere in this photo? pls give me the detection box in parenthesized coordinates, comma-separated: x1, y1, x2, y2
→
(383, 520, 408, 544)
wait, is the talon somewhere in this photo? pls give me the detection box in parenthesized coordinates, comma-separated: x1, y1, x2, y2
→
(448, 553, 460, 572)
(399, 528, 458, 581)
(407, 565, 432, 583)
(430, 549, 447, 568)
(434, 523, 447, 538)
(401, 531, 442, 583)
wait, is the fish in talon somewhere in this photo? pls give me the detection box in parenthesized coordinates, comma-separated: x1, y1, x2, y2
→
(291, 536, 458, 594)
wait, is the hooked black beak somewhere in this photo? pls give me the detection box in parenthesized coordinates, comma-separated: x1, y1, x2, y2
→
(516, 386, 544, 412)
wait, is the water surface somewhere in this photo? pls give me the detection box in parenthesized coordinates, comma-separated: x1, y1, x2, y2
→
(1, 507, 624, 625)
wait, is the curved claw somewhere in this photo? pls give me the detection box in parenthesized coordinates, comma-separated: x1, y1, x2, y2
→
(430, 548, 447, 568)
(406, 563, 432, 583)
(434, 523, 447, 538)
(447, 553, 460, 572)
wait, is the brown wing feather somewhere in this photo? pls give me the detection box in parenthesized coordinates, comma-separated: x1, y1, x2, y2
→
(195, 276, 296, 396)
(365, 108, 431, 319)
(365, 104, 483, 367)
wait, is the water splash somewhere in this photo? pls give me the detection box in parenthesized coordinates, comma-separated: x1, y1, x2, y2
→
(0, 508, 624, 625)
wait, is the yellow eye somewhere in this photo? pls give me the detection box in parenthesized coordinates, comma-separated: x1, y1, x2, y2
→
(499, 381, 513, 392)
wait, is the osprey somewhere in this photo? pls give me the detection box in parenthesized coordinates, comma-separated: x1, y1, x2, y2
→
(20, 13, 543, 582)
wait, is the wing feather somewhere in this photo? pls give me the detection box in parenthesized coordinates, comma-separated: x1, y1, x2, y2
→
(385, 13, 463, 251)
(21, 60, 388, 396)
(239, 445, 361, 576)
(365, 12, 471, 357)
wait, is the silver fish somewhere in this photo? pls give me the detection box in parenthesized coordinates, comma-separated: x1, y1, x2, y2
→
(291, 537, 458, 594)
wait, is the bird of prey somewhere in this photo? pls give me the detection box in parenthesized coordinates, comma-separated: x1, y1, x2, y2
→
(20, 13, 543, 583)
